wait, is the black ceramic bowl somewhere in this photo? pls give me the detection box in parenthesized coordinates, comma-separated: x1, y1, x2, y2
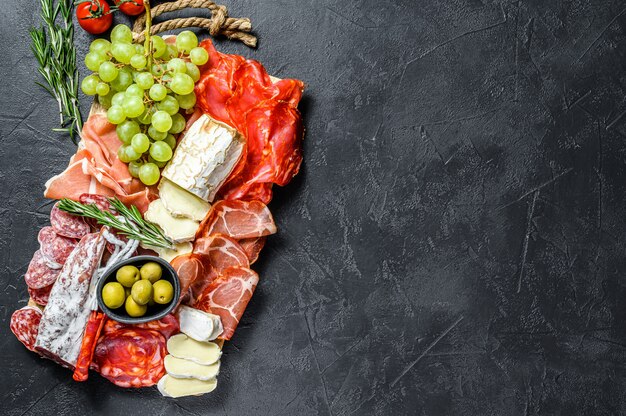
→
(97, 255, 180, 324)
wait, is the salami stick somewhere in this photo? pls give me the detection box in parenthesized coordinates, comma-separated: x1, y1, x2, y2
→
(73, 311, 107, 382)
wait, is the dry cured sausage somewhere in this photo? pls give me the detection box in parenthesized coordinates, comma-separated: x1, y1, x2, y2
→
(50, 202, 90, 238)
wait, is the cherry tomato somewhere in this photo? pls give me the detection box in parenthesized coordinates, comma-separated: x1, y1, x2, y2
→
(114, 0, 145, 16)
(76, 0, 113, 35)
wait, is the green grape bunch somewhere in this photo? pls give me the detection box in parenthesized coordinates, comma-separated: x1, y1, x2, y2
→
(80, 25, 208, 186)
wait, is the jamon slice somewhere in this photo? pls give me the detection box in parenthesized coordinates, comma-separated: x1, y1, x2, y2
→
(238, 237, 266, 264)
(194, 266, 259, 340)
(171, 253, 206, 302)
(196, 200, 276, 240)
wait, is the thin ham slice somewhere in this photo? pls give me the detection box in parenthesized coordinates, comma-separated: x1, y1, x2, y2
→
(196, 200, 277, 240)
(194, 266, 259, 340)
(171, 253, 206, 302)
(44, 112, 156, 213)
(238, 237, 266, 264)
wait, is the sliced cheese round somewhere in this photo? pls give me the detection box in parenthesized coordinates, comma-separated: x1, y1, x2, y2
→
(158, 374, 217, 398)
(141, 241, 193, 263)
(159, 178, 211, 221)
(167, 333, 222, 365)
(144, 199, 199, 243)
(164, 355, 220, 381)
(177, 305, 223, 342)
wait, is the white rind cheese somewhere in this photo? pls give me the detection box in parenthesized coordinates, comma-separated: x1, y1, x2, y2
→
(167, 333, 222, 365)
(144, 199, 199, 243)
(141, 241, 193, 262)
(177, 305, 223, 342)
(164, 355, 220, 381)
(162, 114, 244, 202)
(158, 374, 218, 398)
(158, 178, 211, 221)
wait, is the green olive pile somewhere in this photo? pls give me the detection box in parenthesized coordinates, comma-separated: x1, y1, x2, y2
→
(102, 261, 174, 317)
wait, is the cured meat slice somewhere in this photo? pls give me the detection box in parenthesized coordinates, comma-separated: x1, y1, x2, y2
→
(28, 284, 53, 306)
(171, 253, 205, 302)
(93, 328, 166, 388)
(35, 232, 106, 369)
(73, 311, 106, 382)
(238, 237, 266, 264)
(192, 234, 250, 300)
(196, 200, 277, 240)
(194, 266, 259, 340)
(102, 314, 180, 339)
(50, 203, 90, 239)
(24, 250, 61, 289)
(38, 226, 77, 265)
(79, 193, 113, 212)
(10, 306, 42, 352)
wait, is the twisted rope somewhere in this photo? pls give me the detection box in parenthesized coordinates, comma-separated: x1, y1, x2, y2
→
(132, 0, 256, 47)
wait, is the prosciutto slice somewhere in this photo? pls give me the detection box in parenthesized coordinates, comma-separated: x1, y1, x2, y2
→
(44, 112, 157, 213)
(34, 232, 106, 368)
(196, 199, 277, 240)
(194, 266, 259, 340)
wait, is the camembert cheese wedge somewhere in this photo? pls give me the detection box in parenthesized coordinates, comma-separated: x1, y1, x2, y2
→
(161, 114, 244, 202)
(164, 355, 221, 381)
(158, 374, 218, 398)
(158, 178, 210, 221)
(144, 199, 199, 243)
(177, 305, 223, 342)
(167, 333, 222, 365)
(141, 241, 192, 262)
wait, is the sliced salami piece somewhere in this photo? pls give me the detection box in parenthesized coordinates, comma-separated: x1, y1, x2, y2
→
(24, 250, 61, 289)
(102, 314, 180, 339)
(50, 203, 90, 239)
(78, 193, 113, 212)
(239, 237, 266, 264)
(10, 306, 42, 352)
(38, 226, 77, 265)
(93, 328, 166, 388)
(195, 266, 259, 340)
(28, 284, 53, 306)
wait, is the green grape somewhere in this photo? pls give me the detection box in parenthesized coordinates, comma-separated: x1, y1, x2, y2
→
(116, 120, 141, 144)
(123, 95, 145, 118)
(135, 72, 154, 90)
(189, 47, 209, 66)
(81, 75, 99, 95)
(90, 38, 111, 55)
(126, 84, 144, 97)
(157, 95, 179, 115)
(138, 107, 155, 125)
(99, 61, 119, 83)
(148, 155, 168, 168)
(149, 84, 167, 101)
(85, 51, 106, 72)
(185, 62, 200, 82)
(131, 133, 150, 153)
(130, 54, 147, 69)
(150, 141, 173, 162)
(125, 146, 141, 161)
(112, 42, 135, 64)
(96, 82, 110, 96)
(164, 134, 177, 149)
(107, 105, 126, 124)
(110, 68, 133, 91)
(162, 74, 173, 84)
(111, 24, 133, 44)
(169, 113, 186, 134)
(139, 163, 160, 186)
(151, 63, 166, 77)
(148, 125, 167, 141)
(166, 44, 179, 59)
(176, 31, 198, 53)
(118, 145, 131, 163)
(170, 73, 195, 95)
(98, 91, 114, 109)
(112, 92, 126, 107)
(151, 36, 166, 58)
(134, 44, 144, 55)
(151, 110, 173, 132)
(128, 160, 143, 178)
(167, 58, 187, 73)
(176, 92, 196, 110)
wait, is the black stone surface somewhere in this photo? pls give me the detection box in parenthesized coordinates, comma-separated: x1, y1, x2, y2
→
(1, 0, 626, 415)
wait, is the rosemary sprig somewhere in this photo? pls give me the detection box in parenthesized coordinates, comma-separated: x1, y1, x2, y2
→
(57, 197, 173, 249)
(30, 0, 82, 142)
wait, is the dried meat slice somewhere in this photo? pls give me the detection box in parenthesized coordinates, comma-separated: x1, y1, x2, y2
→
(101, 314, 180, 339)
(38, 226, 77, 265)
(73, 311, 106, 382)
(34, 232, 106, 369)
(196, 200, 277, 240)
(24, 250, 61, 289)
(10, 306, 42, 352)
(238, 237, 266, 264)
(171, 253, 205, 302)
(50, 202, 90, 239)
(28, 284, 53, 306)
(194, 266, 259, 340)
(93, 328, 166, 388)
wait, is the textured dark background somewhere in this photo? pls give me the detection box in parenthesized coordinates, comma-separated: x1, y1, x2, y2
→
(1, 0, 626, 415)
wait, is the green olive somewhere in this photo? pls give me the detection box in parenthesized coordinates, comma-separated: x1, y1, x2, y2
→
(102, 282, 125, 309)
(125, 295, 147, 317)
(116, 265, 140, 288)
(153, 279, 174, 304)
(140, 261, 163, 283)
(131, 279, 153, 306)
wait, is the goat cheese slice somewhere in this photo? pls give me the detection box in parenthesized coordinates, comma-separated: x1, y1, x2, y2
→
(161, 114, 244, 202)
(158, 374, 218, 398)
(164, 355, 221, 381)
(167, 333, 222, 365)
(158, 178, 210, 221)
(144, 199, 199, 243)
(177, 305, 223, 342)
